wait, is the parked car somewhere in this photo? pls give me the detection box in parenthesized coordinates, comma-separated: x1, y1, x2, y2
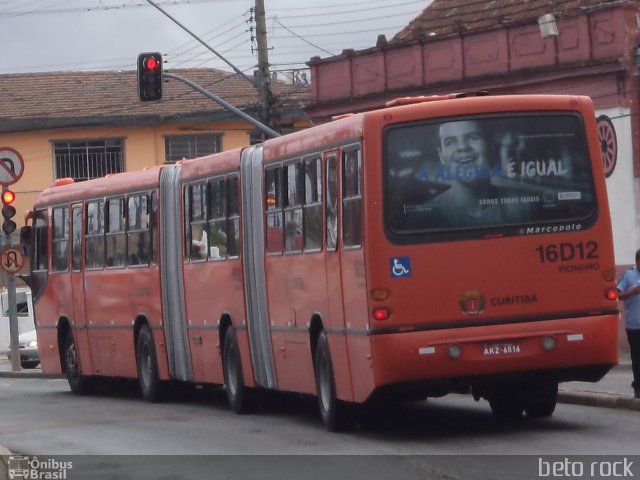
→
(3, 329, 39, 369)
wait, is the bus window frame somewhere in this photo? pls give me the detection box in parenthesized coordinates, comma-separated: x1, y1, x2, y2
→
(283, 159, 304, 255)
(32, 209, 48, 273)
(51, 205, 70, 273)
(126, 192, 153, 268)
(85, 199, 106, 270)
(208, 175, 229, 261)
(302, 154, 323, 254)
(341, 144, 363, 250)
(185, 181, 209, 263)
(105, 195, 127, 269)
(265, 164, 284, 256)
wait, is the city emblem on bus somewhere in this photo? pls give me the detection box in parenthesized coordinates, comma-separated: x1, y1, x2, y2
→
(390, 257, 411, 278)
(459, 290, 485, 316)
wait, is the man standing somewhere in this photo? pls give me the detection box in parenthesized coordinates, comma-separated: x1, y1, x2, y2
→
(617, 248, 640, 398)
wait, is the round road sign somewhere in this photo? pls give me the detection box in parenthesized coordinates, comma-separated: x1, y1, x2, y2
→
(0, 247, 23, 274)
(0, 147, 24, 186)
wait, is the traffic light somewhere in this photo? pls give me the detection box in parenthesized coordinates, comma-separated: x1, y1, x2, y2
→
(137, 52, 163, 101)
(1, 189, 16, 235)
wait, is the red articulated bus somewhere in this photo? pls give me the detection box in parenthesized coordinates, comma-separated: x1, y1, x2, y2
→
(25, 93, 618, 431)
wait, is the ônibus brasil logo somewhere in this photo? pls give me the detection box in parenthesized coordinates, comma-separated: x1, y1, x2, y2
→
(459, 290, 485, 316)
(8, 456, 73, 480)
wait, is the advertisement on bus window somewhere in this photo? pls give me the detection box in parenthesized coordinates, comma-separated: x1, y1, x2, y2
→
(384, 113, 595, 238)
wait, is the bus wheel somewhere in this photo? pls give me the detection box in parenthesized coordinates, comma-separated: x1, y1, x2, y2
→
(524, 382, 558, 418)
(223, 328, 251, 414)
(315, 331, 348, 431)
(136, 324, 160, 403)
(64, 330, 91, 395)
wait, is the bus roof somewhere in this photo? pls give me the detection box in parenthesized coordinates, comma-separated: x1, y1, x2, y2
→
(35, 164, 165, 207)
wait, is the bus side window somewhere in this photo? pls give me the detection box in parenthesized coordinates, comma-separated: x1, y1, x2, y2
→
(85, 201, 105, 269)
(71, 205, 82, 272)
(51, 206, 70, 272)
(227, 174, 240, 258)
(326, 155, 338, 251)
(342, 148, 363, 248)
(33, 210, 48, 272)
(187, 183, 208, 262)
(265, 166, 283, 254)
(209, 176, 228, 260)
(127, 194, 151, 266)
(106, 197, 126, 268)
(284, 161, 304, 253)
(303, 156, 322, 252)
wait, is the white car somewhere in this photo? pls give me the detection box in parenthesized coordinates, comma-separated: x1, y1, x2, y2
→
(4, 329, 39, 369)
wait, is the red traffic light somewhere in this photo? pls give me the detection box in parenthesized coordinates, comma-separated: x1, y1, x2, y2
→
(137, 52, 163, 102)
(2, 189, 15, 204)
(145, 57, 159, 71)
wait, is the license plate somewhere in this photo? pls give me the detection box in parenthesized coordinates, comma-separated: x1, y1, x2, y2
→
(482, 343, 522, 356)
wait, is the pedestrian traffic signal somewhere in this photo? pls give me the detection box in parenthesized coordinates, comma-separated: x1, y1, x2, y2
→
(1, 189, 17, 235)
(137, 52, 163, 101)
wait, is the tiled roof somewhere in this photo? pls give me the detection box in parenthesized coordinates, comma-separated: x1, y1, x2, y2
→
(392, 0, 622, 42)
(0, 68, 310, 132)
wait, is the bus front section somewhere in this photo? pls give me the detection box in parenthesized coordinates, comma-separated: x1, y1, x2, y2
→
(370, 95, 618, 418)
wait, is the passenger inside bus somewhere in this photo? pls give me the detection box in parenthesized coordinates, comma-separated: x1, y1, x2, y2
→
(191, 229, 208, 260)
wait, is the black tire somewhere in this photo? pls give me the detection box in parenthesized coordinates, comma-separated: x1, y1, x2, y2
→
(136, 324, 161, 403)
(64, 330, 91, 395)
(222, 327, 251, 414)
(21, 361, 40, 369)
(524, 382, 558, 418)
(315, 331, 349, 431)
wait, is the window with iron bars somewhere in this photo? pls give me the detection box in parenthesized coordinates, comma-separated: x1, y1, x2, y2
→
(53, 139, 124, 182)
(165, 134, 221, 163)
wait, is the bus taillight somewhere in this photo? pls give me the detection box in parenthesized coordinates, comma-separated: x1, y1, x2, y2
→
(373, 308, 390, 321)
(370, 289, 390, 301)
(605, 288, 618, 301)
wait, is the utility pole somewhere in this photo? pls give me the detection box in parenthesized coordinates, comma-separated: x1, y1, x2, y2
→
(254, 0, 275, 134)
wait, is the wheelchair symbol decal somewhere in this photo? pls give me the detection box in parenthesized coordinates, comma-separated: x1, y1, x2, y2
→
(390, 257, 411, 278)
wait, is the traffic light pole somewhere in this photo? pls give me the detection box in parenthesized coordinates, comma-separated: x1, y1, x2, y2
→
(1, 185, 20, 371)
(163, 72, 281, 139)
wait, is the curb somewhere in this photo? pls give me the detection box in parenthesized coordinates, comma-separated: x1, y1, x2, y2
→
(558, 391, 640, 412)
(0, 370, 54, 379)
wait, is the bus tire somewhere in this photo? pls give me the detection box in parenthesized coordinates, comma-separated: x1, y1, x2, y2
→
(64, 330, 91, 395)
(223, 328, 251, 414)
(524, 382, 558, 418)
(136, 324, 161, 403)
(315, 331, 348, 432)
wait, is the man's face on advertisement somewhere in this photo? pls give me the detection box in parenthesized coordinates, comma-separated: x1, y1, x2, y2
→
(438, 120, 489, 170)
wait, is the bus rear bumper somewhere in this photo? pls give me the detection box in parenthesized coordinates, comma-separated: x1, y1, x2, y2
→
(368, 314, 618, 401)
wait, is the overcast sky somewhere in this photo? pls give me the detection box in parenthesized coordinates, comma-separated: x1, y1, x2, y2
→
(0, 0, 428, 76)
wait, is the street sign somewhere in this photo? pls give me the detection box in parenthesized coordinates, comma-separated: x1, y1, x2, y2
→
(0, 147, 24, 186)
(1, 247, 23, 274)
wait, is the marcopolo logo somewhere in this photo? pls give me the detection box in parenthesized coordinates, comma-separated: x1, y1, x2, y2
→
(8, 456, 73, 480)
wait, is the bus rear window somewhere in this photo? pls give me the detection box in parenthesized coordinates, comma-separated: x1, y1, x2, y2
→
(384, 113, 595, 239)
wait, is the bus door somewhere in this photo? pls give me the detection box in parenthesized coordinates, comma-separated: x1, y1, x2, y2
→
(338, 145, 373, 401)
(70, 203, 92, 373)
(323, 151, 354, 401)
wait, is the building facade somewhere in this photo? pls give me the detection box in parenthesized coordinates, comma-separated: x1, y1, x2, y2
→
(0, 68, 310, 282)
(307, 0, 639, 266)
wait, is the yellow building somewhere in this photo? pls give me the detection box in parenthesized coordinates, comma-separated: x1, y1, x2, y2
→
(0, 68, 310, 281)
